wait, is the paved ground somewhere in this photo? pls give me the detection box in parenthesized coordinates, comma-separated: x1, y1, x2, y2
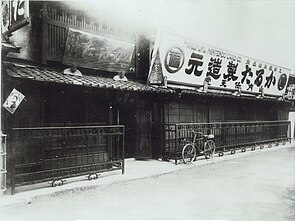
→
(1, 145, 294, 221)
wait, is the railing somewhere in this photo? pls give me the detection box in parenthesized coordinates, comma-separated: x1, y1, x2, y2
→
(162, 121, 291, 164)
(7, 125, 124, 194)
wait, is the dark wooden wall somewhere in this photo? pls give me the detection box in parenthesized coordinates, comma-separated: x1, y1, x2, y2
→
(3, 78, 43, 130)
(164, 97, 289, 124)
(164, 101, 208, 124)
(3, 77, 114, 130)
(42, 84, 111, 126)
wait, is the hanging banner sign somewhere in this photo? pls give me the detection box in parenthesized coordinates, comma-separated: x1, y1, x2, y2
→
(1, 0, 30, 34)
(150, 30, 290, 97)
(3, 89, 25, 114)
(63, 28, 135, 73)
(1, 0, 10, 33)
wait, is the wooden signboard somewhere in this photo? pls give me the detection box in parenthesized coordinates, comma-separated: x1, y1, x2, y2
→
(63, 28, 135, 73)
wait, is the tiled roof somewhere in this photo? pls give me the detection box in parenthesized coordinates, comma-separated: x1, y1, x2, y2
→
(4, 62, 174, 94)
(4, 62, 289, 103)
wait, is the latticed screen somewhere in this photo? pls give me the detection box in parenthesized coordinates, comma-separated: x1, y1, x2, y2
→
(164, 102, 208, 124)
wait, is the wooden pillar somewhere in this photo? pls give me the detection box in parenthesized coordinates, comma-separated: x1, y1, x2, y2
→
(42, 2, 48, 64)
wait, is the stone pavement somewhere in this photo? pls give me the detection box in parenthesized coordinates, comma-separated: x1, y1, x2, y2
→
(0, 140, 294, 208)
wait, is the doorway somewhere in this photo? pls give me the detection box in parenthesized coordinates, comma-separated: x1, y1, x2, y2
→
(117, 107, 137, 158)
(135, 99, 152, 159)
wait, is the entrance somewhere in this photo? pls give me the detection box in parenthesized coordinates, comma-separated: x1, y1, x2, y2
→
(135, 99, 152, 159)
(114, 95, 155, 159)
(117, 107, 137, 158)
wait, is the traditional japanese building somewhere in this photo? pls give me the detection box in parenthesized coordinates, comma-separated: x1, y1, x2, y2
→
(1, 1, 294, 194)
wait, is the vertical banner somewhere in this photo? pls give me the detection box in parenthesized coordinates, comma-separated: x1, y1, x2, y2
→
(10, 0, 29, 28)
(1, 0, 29, 35)
(1, 0, 10, 33)
(149, 29, 290, 97)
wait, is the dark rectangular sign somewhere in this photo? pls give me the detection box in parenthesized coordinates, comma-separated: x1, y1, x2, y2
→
(63, 28, 135, 73)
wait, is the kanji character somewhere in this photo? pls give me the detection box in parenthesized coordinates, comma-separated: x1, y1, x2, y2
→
(223, 61, 238, 81)
(206, 57, 222, 80)
(185, 52, 204, 77)
(235, 82, 241, 90)
(220, 79, 227, 87)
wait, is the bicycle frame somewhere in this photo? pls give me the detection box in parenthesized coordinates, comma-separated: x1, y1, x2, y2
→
(181, 130, 216, 163)
(190, 130, 215, 156)
(191, 132, 207, 154)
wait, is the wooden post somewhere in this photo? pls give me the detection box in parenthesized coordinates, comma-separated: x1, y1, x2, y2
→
(174, 125, 177, 165)
(42, 2, 48, 64)
(122, 126, 125, 175)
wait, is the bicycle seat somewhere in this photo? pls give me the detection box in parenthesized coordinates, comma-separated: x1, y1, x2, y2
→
(203, 134, 214, 139)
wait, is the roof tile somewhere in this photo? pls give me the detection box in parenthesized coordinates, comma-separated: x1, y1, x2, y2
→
(4, 62, 286, 102)
(5, 62, 173, 94)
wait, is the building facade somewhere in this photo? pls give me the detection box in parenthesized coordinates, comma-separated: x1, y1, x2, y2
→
(1, 1, 294, 193)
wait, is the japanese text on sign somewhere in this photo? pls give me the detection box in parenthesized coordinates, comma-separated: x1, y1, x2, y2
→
(1, 0, 29, 34)
(150, 30, 290, 97)
(63, 28, 135, 73)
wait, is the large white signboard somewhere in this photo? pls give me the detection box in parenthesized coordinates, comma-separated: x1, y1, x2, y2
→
(150, 30, 290, 97)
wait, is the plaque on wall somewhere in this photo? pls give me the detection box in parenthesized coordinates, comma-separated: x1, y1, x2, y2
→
(3, 88, 25, 114)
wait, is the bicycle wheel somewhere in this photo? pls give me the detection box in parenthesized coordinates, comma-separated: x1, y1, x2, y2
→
(182, 143, 197, 164)
(204, 140, 216, 159)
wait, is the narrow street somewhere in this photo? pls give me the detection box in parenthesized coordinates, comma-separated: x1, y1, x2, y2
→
(1, 146, 295, 221)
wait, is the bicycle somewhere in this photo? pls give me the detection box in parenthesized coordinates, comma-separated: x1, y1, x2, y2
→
(182, 130, 216, 163)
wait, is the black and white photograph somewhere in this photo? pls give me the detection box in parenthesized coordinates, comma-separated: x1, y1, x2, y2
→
(0, 0, 295, 220)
